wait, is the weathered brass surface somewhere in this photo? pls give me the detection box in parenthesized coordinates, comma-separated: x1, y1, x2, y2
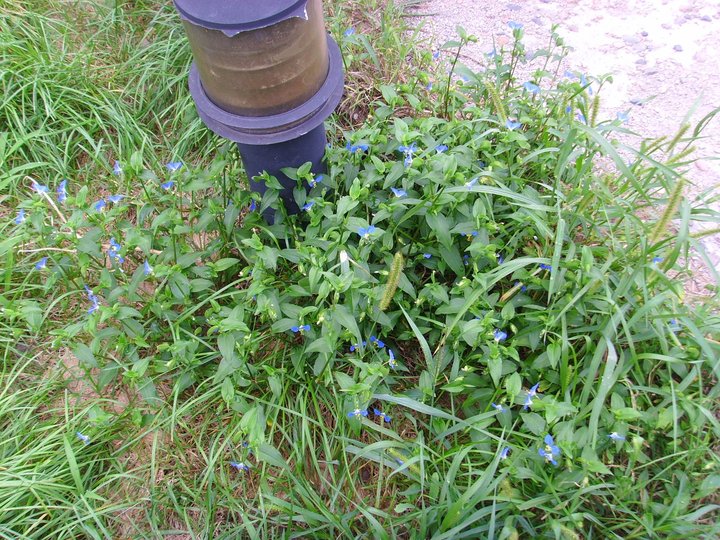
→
(183, 0, 329, 116)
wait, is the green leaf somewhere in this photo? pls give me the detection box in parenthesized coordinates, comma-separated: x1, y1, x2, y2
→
(521, 412, 546, 436)
(214, 334, 242, 383)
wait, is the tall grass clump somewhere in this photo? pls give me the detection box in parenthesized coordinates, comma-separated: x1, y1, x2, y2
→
(2, 6, 720, 539)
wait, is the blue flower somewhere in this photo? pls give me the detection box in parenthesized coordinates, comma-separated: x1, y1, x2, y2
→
(290, 324, 311, 334)
(308, 174, 323, 188)
(500, 446, 511, 460)
(35, 257, 48, 270)
(565, 105, 573, 114)
(496, 254, 504, 264)
(31, 180, 49, 193)
(388, 349, 397, 369)
(493, 329, 508, 342)
(435, 144, 448, 153)
(107, 194, 124, 204)
(84, 285, 100, 314)
(14, 209, 26, 225)
(423, 253, 432, 259)
(76, 432, 91, 445)
(347, 408, 368, 418)
(369, 335, 385, 348)
(398, 142, 417, 167)
(506, 119, 522, 130)
(668, 318, 681, 332)
(540, 263, 552, 271)
(94, 199, 106, 212)
(577, 112, 587, 124)
(523, 382, 540, 410)
(143, 260, 153, 276)
(508, 21, 524, 30)
(166, 161, 183, 172)
(515, 281, 528, 292)
(302, 201, 315, 211)
(522, 82, 540, 94)
(249, 200, 257, 212)
(652, 256, 663, 264)
(373, 408, 392, 423)
(160, 180, 175, 190)
(608, 432, 626, 441)
(108, 237, 125, 264)
(491, 402, 505, 412)
(617, 111, 629, 123)
(230, 461, 250, 472)
(538, 434, 561, 465)
(349, 340, 367, 352)
(425, 82, 433, 91)
(463, 254, 470, 265)
(391, 187, 407, 198)
(464, 177, 478, 189)
(57, 180, 67, 203)
(346, 142, 369, 153)
(432, 50, 440, 60)
(113, 161, 123, 175)
(344, 27, 356, 36)
(358, 225, 377, 239)
(564, 70, 577, 79)
(463, 231, 479, 240)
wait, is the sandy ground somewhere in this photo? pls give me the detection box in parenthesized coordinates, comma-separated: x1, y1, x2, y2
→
(413, 0, 720, 283)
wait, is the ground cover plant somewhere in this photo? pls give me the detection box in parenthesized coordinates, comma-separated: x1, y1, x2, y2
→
(2, 1, 720, 538)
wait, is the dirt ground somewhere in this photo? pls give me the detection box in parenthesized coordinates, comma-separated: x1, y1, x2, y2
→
(413, 0, 720, 284)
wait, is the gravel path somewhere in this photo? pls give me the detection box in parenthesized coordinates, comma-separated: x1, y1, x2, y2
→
(414, 0, 720, 287)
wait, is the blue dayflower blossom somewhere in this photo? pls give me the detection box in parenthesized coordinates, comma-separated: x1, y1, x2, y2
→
(500, 446, 511, 460)
(166, 161, 183, 172)
(31, 180, 49, 193)
(108, 237, 125, 264)
(577, 112, 587, 124)
(423, 253, 432, 259)
(493, 329, 508, 342)
(308, 174, 323, 188)
(346, 142, 369, 153)
(373, 408, 392, 423)
(463, 231, 479, 241)
(302, 201, 315, 211)
(463, 254, 470, 266)
(35, 257, 48, 270)
(508, 21, 524, 30)
(349, 341, 367, 352)
(523, 382, 540, 410)
(435, 144, 448, 153)
(347, 408, 368, 419)
(358, 225, 377, 239)
(432, 50, 440, 60)
(249, 200, 257, 212)
(398, 142, 417, 167)
(465, 177, 478, 189)
(369, 335, 385, 348)
(84, 285, 100, 314)
(14, 209, 26, 225)
(230, 461, 250, 472)
(652, 256, 663, 264)
(93, 199, 107, 212)
(506, 119, 522, 130)
(344, 27, 356, 36)
(107, 194, 124, 204)
(143, 260, 153, 276)
(539, 434, 561, 465)
(617, 111, 629, 123)
(113, 161, 123, 175)
(76, 432, 91, 445)
(290, 324, 311, 333)
(522, 82, 540, 94)
(160, 180, 175, 190)
(388, 349, 397, 369)
(491, 402, 505, 412)
(540, 263, 552, 271)
(608, 432, 626, 441)
(496, 254, 504, 264)
(426, 82, 433, 91)
(391, 187, 407, 198)
(57, 180, 67, 203)
(515, 281, 528, 292)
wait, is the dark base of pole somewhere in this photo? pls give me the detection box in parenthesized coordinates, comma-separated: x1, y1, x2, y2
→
(237, 123, 327, 221)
